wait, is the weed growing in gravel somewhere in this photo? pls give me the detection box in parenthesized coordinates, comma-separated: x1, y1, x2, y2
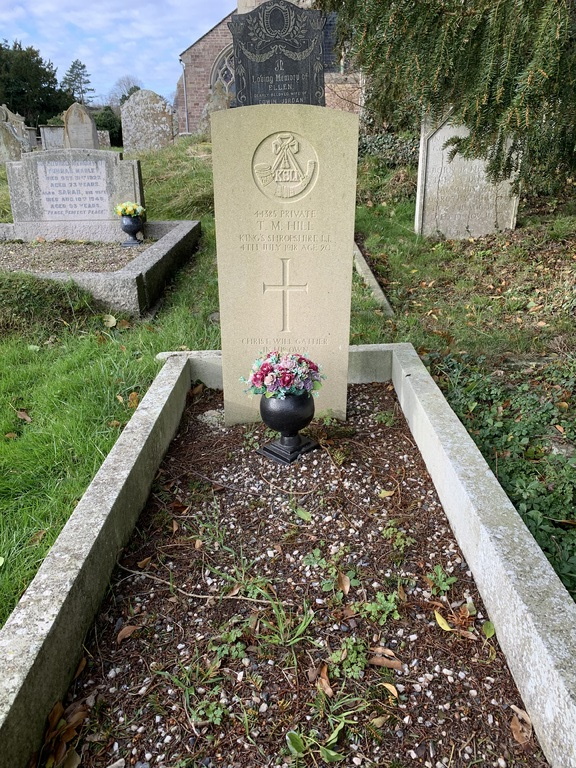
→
(356, 590, 401, 625)
(381, 519, 416, 554)
(426, 564, 458, 595)
(328, 636, 369, 680)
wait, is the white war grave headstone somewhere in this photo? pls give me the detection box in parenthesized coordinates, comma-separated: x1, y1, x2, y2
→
(63, 102, 99, 149)
(6, 149, 144, 241)
(212, 104, 358, 425)
(415, 114, 519, 239)
(121, 90, 175, 153)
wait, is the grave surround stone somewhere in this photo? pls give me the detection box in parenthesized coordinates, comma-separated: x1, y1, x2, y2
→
(229, 0, 326, 107)
(415, 114, 519, 239)
(63, 102, 99, 149)
(6, 148, 144, 241)
(212, 104, 358, 425)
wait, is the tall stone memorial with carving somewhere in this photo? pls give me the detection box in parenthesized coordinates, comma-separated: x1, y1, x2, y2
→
(229, 0, 326, 107)
(212, 104, 358, 425)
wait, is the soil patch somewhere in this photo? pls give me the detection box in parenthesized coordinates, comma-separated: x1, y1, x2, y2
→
(55, 384, 548, 768)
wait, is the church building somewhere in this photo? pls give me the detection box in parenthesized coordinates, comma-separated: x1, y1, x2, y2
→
(175, 0, 363, 135)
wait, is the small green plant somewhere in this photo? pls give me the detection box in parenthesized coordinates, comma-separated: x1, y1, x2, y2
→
(373, 410, 396, 426)
(356, 590, 400, 625)
(328, 636, 368, 679)
(209, 624, 247, 660)
(303, 546, 361, 603)
(426, 564, 457, 595)
(382, 520, 416, 554)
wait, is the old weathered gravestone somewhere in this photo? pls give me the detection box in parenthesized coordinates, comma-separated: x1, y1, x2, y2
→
(229, 0, 326, 107)
(0, 122, 23, 161)
(212, 104, 358, 425)
(63, 103, 99, 149)
(121, 90, 175, 153)
(6, 149, 144, 241)
(415, 115, 518, 239)
(39, 125, 65, 150)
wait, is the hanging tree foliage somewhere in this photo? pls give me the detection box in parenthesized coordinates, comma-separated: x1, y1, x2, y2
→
(317, 0, 576, 187)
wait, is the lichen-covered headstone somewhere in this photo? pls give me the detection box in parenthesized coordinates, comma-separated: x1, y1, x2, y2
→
(415, 115, 518, 239)
(121, 90, 175, 153)
(0, 122, 23, 161)
(63, 102, 99, 149)
(39, 125, 65, 150)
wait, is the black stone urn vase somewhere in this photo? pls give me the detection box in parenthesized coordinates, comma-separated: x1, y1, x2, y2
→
(258, 393, 319, 465)
(120, 215, 143, 246)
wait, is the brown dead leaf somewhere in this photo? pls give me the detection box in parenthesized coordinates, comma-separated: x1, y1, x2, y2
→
(73, 657, 86, 680)
(116, 394, 124, 404)
(128, 391, 139, 409)
(4, 432, 18, 439)
(317, 662, 334, 697)
(554, 424, 565, 434)
(510, 705, 532, 745)
(118, 319, 132, 329)
(337, 571, 351, 596)
(137, 556, 152, 569)
(194, 539, 204, 550)
(28, 529, 46, 546)
(368, 647, 403, 670)
(382, 682, 399, 698)
(191, 382, 205, 396)
(17, 409, 32, 423)
(108, 420, 121, 428)
(172, 519, 179, 534)
(226, 583, 241, 598)
(398, 584, 407, 602)
(117, 625, 139, 644)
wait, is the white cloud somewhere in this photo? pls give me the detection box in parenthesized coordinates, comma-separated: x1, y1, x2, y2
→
(0, 0, 235, 101)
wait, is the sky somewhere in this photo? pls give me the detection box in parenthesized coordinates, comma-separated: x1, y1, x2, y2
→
(1, 0, 236, 103)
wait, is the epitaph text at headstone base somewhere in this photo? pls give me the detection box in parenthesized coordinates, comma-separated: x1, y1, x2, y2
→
(212, 105, 358, 425)
(415, 116, 518, 239)
(63, 102, 99, 149)
(229, 0, 326, 108)
(7, 149, 144, 225)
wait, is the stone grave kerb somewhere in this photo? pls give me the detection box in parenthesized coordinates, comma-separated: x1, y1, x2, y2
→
(212, 104, 358, 426)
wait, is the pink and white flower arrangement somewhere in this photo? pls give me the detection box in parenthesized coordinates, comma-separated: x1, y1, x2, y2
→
(244, 351, 324, 399)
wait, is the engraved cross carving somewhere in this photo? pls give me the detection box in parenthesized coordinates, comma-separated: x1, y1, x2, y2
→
(263, 258, 308, 333)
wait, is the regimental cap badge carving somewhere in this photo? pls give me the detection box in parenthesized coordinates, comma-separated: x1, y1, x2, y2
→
(253, 131, 318, 201)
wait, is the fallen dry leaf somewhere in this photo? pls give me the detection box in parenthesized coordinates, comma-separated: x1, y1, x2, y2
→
(137, 556, 152, 569)
(17, 409, 32, 423)
(337, 571, 351, 596)
(368, 647, 403, 670)
(117, 625, 139, 644)
(128, 391, 139, 409)
(510, 707, 532, 745)
(317, 662, 334, 697)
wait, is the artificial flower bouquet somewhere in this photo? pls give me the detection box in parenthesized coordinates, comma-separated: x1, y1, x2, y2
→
(114, 201, 146, 217)
(244, 351, 323, 399)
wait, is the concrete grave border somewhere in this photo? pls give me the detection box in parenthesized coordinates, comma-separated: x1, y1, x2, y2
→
(0, 344, 574, 768)
(0, 220, 201, 315)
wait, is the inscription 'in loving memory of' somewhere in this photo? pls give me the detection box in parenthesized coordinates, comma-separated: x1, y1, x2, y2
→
(38, 161, 109, 220)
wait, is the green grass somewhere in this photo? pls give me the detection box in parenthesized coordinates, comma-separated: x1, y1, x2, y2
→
(0, 136, 574, 625)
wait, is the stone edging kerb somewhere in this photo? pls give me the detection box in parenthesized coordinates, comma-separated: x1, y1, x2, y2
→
(0, 220, 201, 315)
